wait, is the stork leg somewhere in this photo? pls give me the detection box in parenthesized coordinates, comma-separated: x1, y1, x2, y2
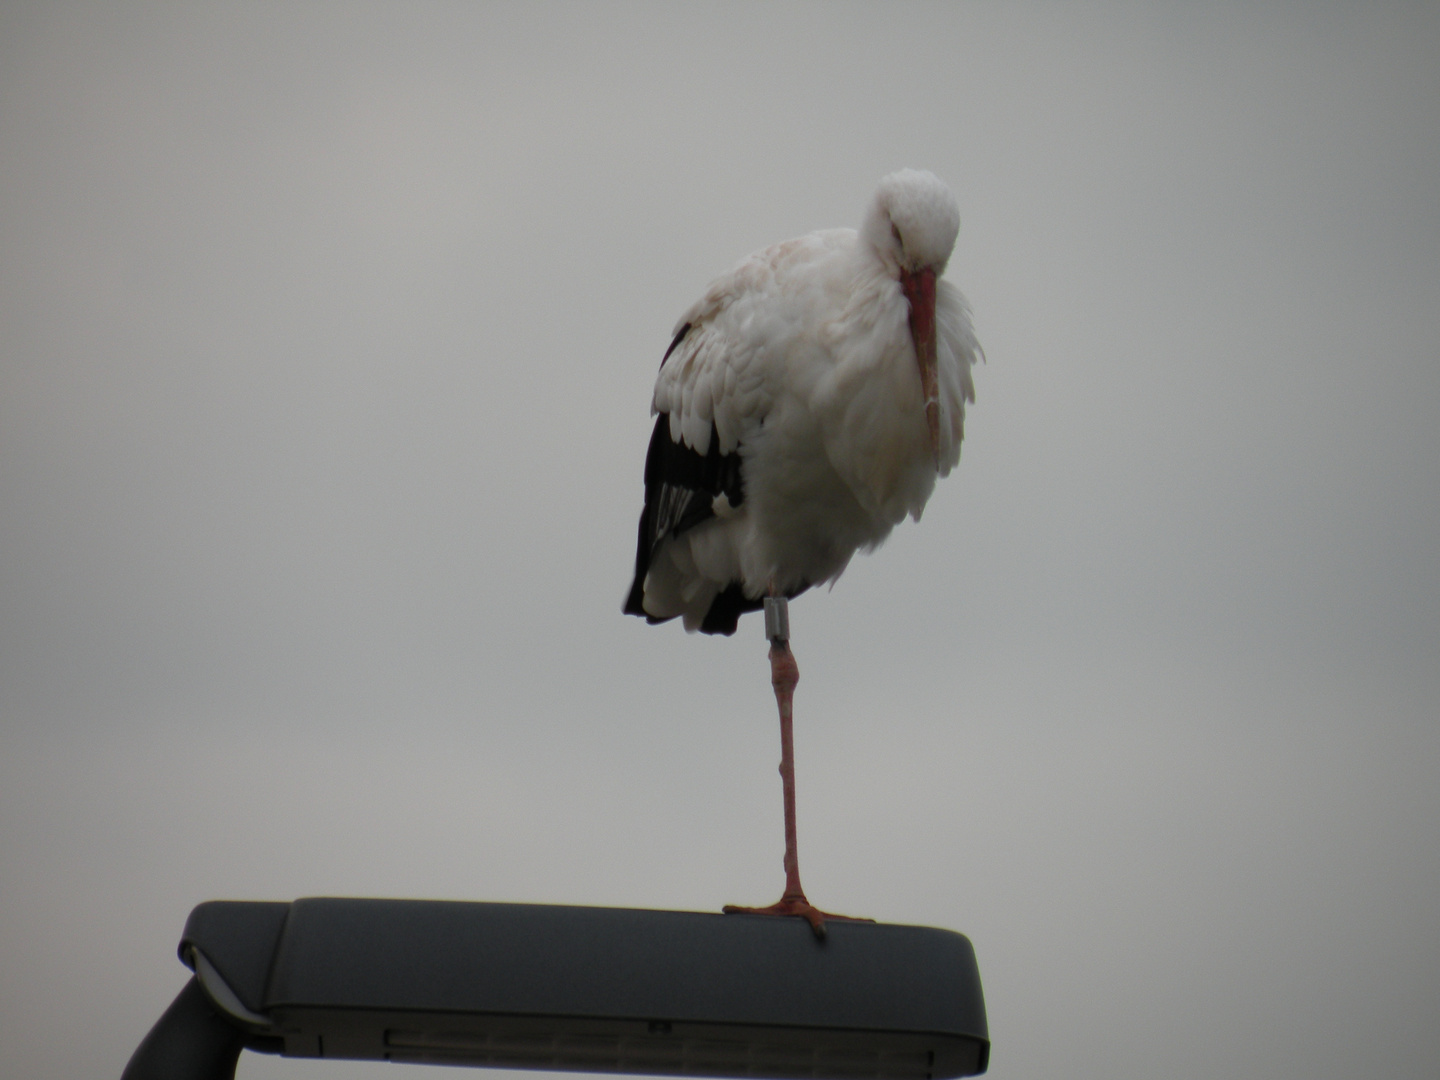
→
(723, 594, 873, 940)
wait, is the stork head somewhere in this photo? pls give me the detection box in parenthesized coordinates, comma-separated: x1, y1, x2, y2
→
(862, 169, 960, 276)
(861, 170, 961, 467)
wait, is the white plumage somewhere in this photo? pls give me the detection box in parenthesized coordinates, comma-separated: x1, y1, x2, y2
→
(625, 170, 981, 635)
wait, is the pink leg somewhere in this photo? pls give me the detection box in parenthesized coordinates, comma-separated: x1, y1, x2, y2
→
(724, 597, 872, 939)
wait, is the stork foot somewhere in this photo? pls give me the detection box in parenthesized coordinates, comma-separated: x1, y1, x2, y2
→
(723, 893, 874, 940)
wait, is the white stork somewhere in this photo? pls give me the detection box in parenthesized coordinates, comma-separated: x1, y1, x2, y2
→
(624, 170, 981, 934)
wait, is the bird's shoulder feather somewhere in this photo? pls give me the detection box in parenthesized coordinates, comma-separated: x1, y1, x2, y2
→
(653, 230, 859, 457)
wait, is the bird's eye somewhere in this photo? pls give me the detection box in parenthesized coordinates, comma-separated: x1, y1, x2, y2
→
(890, 222, 902, 245)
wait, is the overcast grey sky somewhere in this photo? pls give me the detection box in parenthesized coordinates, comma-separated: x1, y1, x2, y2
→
(1, 3, 1437, 1078)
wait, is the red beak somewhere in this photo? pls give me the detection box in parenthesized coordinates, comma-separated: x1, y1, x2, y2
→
(900, 266, 940, 466)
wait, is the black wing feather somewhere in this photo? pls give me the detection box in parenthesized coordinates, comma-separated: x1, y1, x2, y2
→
(624, 411, 745, 627)
(626, 323, 808, 636)
(626, 325, 754, 631)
